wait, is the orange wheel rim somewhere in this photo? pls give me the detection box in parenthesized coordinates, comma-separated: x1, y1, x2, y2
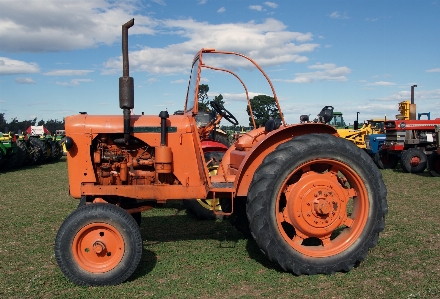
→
(72, 223, 125, 273)
(276, 159, 369, 257)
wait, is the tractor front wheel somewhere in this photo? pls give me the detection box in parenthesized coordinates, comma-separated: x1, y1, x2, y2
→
(247, 134, 387, 275)
(428, 152, 440, 177)
(54, 203, 142, 286)
(401, 148, 427, 173)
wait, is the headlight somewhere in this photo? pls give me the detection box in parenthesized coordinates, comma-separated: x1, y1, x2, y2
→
(64, 136, 74, 151)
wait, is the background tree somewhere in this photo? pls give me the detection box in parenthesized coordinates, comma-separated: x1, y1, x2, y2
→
(41, 119, 65, 134)
(0, 113, 7, 132)
(0, 116, 64, 134)
(198, 84, 210, 112)
(246, 95, 281, 127)
(198, 84, 225, 112)
(212, 94, 225, 106)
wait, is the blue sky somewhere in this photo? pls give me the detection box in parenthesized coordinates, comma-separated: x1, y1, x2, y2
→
(1, 0, 439, 126)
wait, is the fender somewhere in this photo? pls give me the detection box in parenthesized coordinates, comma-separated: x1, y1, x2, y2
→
(220, 123, 338, 196)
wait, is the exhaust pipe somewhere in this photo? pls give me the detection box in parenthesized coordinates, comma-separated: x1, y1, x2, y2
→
(410, 84, 417, 120)
(119, 19, 135, 144)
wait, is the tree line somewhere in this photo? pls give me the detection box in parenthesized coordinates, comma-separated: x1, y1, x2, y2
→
(0, 113, 65, 135)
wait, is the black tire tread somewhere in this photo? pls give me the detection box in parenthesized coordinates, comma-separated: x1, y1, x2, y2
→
(401, 148, 427, 173)
(428, 152, 440, 177)
(246, 133, 387, 275)
(54, 203, 142, 286)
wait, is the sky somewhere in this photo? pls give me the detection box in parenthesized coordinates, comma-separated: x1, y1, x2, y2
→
(0, 0, 439, 127)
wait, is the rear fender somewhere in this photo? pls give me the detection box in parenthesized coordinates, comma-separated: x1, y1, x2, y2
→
(225, 124, 337, 196)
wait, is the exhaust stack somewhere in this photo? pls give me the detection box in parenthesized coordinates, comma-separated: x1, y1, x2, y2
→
(410, 84, 417, 120)
(119, 19, 135, 144)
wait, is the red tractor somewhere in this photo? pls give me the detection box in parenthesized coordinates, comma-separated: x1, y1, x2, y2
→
(55, 19, 388, 286)
(382, 118, 440, 175)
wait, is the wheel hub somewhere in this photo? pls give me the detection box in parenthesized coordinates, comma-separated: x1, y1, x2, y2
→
(73, 223, 125, 273)
(284, 171, 350, 238)
(93, 241, 106, 254)
(410, 156, 421, 166)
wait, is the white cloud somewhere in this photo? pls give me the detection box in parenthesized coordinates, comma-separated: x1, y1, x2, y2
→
(375, 89, 440, 102)
(103, 18, 319, 75)
(0, 0, 156, 52)
(150, 0, 166, 5)
(15, 77, 35, 84)
(329, 11, 350, 19)
(426, 68, 440, 73)
(198, 0, 207, 4)
(249, 5, 264, 11)
(217, 7, 226, 13)
(216, 92, 267, 103)
(367, 81, 396, 86)
(0, 57, 40, 75)
(171, 79, 187, 84)
(44, 70, 94, 76)
(146, 78, 159, 84)
(281, 63, 351, 83)
(264, 2, 278, 8)
(56, 79, 93, 86)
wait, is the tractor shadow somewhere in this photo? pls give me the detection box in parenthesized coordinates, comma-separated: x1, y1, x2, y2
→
(389, 166, 434, 177)
(129, 201, 283, 280)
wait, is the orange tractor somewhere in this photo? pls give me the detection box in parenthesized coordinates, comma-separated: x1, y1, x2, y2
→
(55, 19, 388, 286)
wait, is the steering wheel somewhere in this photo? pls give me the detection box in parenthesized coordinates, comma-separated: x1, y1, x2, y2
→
(210, 101, 239, 125)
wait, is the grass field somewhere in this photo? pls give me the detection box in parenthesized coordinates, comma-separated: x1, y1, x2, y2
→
(0, 157, 439, 299)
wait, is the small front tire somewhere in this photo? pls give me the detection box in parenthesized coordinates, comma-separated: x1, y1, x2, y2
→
(401, 148, 427, 173)
(54, 203, 142, 286)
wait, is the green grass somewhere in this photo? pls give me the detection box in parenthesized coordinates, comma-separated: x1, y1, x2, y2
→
(0, 158, 439, 299)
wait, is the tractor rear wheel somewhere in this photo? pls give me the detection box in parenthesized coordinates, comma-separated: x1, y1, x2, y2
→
(374, 149, 398, 169)
(246, 134, 387, 275)
(15, 140, 27, 168)
(54, 203, 142, 286)
(2, 152, 18, 170)
(29, 138, 45, 164)
(428, 152, 440, 177)
(401, 148, 427, 173)
(51, 140, 63, 160)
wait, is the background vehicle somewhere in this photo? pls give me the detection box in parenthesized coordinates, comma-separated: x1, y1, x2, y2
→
(55, 19, 388, 286)
(25, 126, 63, 162)
(0, 132, 20, 169)
(382, 86, 440, 174)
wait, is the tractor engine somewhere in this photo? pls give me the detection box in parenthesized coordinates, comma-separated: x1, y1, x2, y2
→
(92, 134, 177, 186)
(413, 130, 435, 143)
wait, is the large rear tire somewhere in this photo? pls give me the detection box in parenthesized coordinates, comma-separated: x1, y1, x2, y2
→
(54, 203, 142, 286)
(29, 138, 45, 164)
(15, 140, 27, 168)
(428, 152, 440, 177)
(247, 134, 387, 275)
(51, 140, 63, 160)
(401, 148, 427, 173)
(2, 152, 18, 170)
